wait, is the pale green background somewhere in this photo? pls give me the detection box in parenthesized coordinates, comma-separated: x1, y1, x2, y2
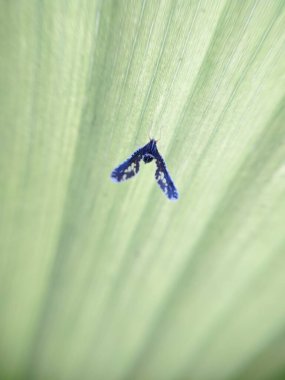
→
(0, 1, 285, 379)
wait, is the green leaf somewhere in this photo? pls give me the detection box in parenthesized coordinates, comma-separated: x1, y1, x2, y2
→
(1, 1, 285, 379)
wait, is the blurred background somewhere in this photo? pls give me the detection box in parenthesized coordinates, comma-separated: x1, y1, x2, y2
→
(0, 1, 285, 379)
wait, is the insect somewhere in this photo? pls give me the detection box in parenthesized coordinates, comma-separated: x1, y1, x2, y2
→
(111, 139, 178, 200)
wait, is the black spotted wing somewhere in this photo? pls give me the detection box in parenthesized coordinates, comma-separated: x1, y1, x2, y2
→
(110, 147, 145, 182)
(154, 151, 178, 201)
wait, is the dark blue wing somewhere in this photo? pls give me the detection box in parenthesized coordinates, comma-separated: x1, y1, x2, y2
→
(154, 152, 178, 201)
(111, 147, 144, 182)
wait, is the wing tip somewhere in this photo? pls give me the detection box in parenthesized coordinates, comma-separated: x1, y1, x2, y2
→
(168, 192, 179, 201)
(110, 172, 119, 183)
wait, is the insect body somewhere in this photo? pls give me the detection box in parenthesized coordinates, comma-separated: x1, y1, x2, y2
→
(111, 139, 178, 200)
